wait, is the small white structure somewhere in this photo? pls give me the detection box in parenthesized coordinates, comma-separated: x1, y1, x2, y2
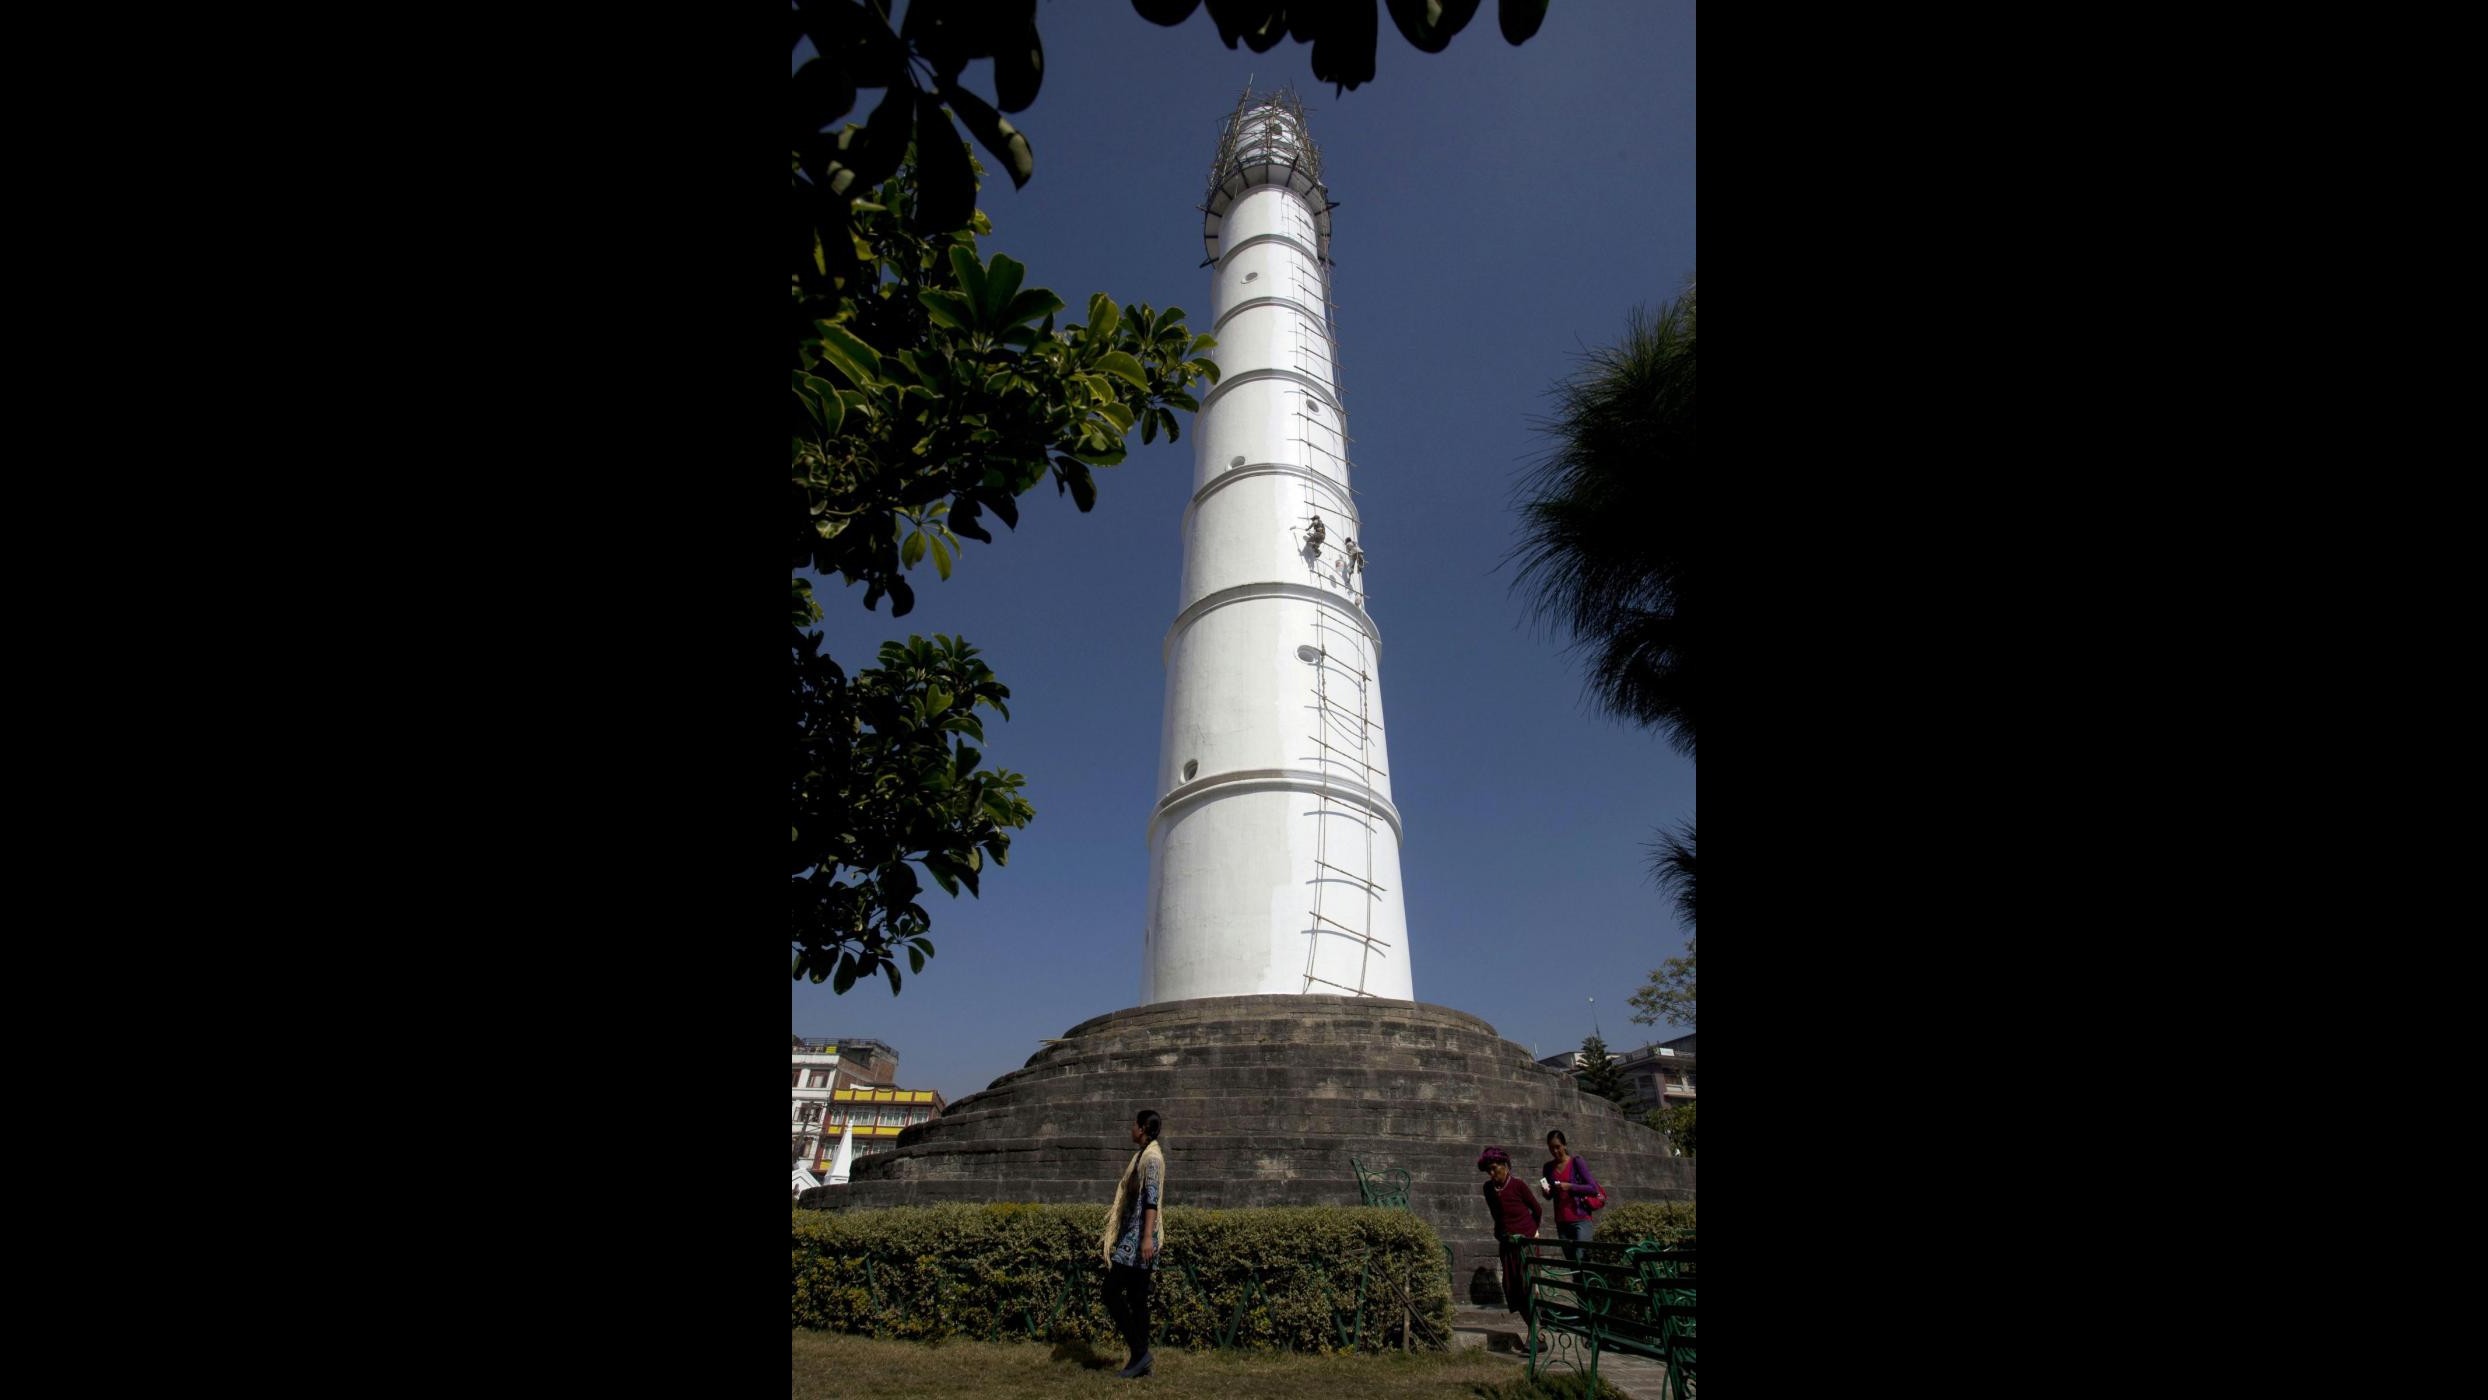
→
(826, 1122, 857, 1185)
(792, 1166, 822, 1197)
(1143, 89, 1412, 1004)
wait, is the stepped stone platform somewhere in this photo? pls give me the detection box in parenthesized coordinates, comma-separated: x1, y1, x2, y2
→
(799, 995, 1693, 1303)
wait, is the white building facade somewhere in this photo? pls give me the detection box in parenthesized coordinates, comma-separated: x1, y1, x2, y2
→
(1143, 90, 1412, 1004)
(791, 1037, 841, 1173)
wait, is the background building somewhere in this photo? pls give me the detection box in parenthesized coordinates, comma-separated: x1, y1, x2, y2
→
(792, 1037, 844, 1173)
(824, 1085, 947, 1149)
(1537, 1032, 1698, 1118)
(792, 1036, 945, 1182)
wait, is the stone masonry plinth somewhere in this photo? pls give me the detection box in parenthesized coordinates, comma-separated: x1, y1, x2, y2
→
(799, 995, 1694, 1304)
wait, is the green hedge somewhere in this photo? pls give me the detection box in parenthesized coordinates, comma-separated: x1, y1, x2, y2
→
(1593, 1200, 1696, 1249)
(793, 1204, 1455, 1353)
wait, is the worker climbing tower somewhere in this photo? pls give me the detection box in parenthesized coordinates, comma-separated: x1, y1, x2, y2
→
(1141, 88, 1412, 1004)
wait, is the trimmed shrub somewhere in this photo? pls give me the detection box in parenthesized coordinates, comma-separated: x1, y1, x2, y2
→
(1595, 1200, 1696, 1249)
(793, 1203, 1455, 1353)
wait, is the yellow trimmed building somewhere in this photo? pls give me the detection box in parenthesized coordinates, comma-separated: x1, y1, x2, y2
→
(826, 1085, 946, 1145)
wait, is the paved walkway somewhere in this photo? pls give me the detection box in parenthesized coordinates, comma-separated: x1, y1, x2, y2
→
(1450, 1306, 1676, 1399)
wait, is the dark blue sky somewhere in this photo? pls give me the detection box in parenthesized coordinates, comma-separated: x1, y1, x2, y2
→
(796, 0, 1696, 1101)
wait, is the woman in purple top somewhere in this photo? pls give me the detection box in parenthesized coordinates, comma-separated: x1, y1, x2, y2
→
(1541, 1129, 1602, 1261)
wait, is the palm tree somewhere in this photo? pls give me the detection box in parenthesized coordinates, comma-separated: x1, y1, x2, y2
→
(1511, 280, 1697, 921)
(1510, 283, 1693, 751)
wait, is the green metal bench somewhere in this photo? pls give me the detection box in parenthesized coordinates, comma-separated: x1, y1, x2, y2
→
(1350, 1155, 1412, 1209)
(1519, 1237, 1695, 1399)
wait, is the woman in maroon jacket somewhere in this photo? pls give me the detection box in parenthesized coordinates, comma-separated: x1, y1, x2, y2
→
(1477, 1146, 1544, 1313)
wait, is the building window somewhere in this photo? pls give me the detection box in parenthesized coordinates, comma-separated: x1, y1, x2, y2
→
(808, 1069, 832, 1088)
(792, 1066, 802, 1087)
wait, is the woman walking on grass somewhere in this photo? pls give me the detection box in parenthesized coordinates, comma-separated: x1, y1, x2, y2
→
(1101, 1109, 1165, 1380)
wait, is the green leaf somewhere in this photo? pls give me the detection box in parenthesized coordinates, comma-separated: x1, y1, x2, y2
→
(796, 373, 845, 434)
(982, 254, 1028, 319)
(1086, 292, 1119, 343)
(814, 323, 883, 386)
(1499, 0, 1550, 45)
(884, 961, 902, 995)
(991, 19, 1043, 112)
(907, 944, 926, 974)
(1093, 350, 1149, 391)
(835, 85, 915, 191)
(1387, 0, 1481, 54)
(832, 956, 857, 995)
(930, 535, 952, 580)
(918, 287, 974, 332)
(940, 78, 1035, 191)
(1310, 0, 1380, 91)
(1000, 287, 1066, 330)
(945, 245, 989, 320)
(902, 530, 927, 568)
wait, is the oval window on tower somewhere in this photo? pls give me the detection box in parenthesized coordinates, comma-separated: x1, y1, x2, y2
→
(1296, 645, 1322, 664)
(1230, 455, 1246, 467)
(1244, 270, 1259, 281)
(1182, 759, 1199, 781)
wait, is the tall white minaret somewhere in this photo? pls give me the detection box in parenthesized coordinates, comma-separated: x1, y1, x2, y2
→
(1142, 89, 1412, 1004)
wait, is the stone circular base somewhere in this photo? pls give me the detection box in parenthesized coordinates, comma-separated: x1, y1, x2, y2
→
(801, 994, 1693, 1304)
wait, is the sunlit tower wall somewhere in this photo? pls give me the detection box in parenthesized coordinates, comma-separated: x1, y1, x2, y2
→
(1142, 89, 1411, 1004)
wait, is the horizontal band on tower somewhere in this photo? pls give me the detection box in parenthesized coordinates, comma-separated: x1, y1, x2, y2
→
(1181, 462, 1356, 535)
(1199, 366, 1343, 418)
(1214, 230, 1324, 272)
(1163, 579, 1381, 664)
(1213, 294, 1332, 337)
(1147, 766, 1402, 846)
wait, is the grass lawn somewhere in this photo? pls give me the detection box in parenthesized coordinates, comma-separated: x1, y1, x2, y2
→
(792, 1331, 1620, 1399)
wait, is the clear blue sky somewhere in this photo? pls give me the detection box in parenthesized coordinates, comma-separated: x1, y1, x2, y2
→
(796, 1, 1696, 1102)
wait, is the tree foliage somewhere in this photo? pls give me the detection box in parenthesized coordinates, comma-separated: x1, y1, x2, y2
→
(791, 166, 1218, 995)
(1574, 1033, 1634, 1108)
(1510, 285, 1695, 754)
(793, 634, 1034, 993)
(1642, 1101, 1694, 1157)
(1626, 935, 1694, 1031)
(1648, 816, 1693, 929)
(793, 4, 1223, 994)
(1512, 281, 1697, 1022)
(1131, 0, 1550, 95)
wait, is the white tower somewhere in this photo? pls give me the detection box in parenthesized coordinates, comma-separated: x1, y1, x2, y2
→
(1142, 90, 1412, 1004)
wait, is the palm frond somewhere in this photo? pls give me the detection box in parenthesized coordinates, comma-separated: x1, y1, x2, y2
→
(1647, 818, 1695, 929)
(1507, 280, 1695, 755)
